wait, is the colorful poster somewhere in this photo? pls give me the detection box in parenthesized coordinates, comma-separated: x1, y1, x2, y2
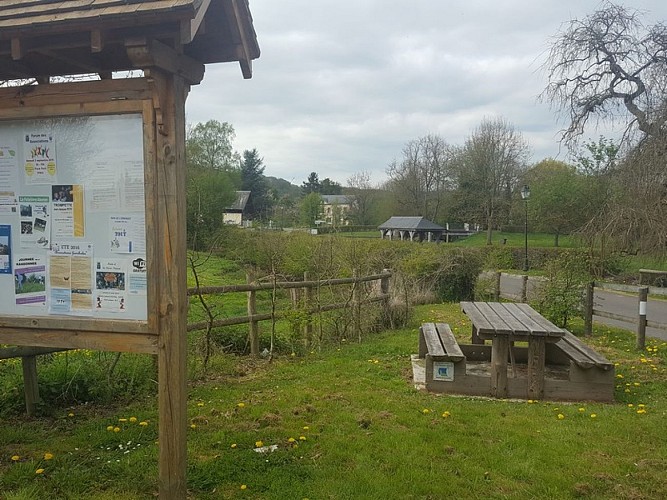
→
(23, 132, 57, 184)
(51, 184, 85, 240)
(0, 224, 11, 274)
(94, 258, 127, 313)
(48, 241, 93, 315)
(0, 143, 19, 213)
(18, 195, 50, 248)
(14, 255, 46, 308)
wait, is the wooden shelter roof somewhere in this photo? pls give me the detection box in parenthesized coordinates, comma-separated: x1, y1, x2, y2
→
(0, 0, 259, 81)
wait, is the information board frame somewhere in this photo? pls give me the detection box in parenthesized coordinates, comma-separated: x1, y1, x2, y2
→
(0, 79, 159, 354)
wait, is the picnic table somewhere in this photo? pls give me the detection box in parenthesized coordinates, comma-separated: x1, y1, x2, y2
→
(460, 301, 564, 399)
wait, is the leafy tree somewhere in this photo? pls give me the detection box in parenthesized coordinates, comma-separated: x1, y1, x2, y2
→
(320, 177, 343, 195)
(524, 159, 587, 247)
(300, 192, 322, 227)
(452, 117, 529, 244)
(186, 120, 239, 249)
(187, 120, 239, 171)
(542, 1, 667, 144)
(240, 148, 271, 220)
(386, 134, 453, 222)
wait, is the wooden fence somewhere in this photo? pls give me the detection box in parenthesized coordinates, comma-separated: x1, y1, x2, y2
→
(186, 270, 393, 355)
(584, 282, 667, 349)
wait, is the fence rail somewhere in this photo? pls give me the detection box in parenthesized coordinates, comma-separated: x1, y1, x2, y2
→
(187, 270, 392, 355)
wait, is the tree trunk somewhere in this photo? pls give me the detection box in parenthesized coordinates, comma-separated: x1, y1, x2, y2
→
(554, 232, 560, 247)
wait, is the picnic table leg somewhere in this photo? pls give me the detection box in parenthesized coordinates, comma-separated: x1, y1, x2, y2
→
(471, 325, 483, 345)
(490, 336, 509, 398)
(527, 338, 546, 400)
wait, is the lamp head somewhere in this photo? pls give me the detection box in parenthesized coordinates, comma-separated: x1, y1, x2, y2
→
(520, 184, 530, 200)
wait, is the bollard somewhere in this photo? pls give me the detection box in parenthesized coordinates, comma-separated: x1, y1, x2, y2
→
(637, 287, 648, 350)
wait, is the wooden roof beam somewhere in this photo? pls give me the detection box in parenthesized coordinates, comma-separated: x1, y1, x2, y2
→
(126, 38, 205, 85)
(224, 0, 253, 79)
(181, 0, 211, 44)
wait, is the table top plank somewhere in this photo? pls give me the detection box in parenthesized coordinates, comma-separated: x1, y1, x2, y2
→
(461, 301, 564, 340)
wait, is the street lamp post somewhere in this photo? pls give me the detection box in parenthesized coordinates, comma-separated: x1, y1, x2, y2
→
(520, 184, 530, 272)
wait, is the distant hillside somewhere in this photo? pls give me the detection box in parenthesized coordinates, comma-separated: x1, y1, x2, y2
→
(265, 176, 301, 199)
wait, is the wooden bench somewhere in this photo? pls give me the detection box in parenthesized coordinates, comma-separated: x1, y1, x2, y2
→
(639, 268, 667, 287)
(545, 331, 615, 400)
(418, 323, 466, 387)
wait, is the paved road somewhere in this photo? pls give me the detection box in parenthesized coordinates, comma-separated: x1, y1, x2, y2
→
(492, 273, 667, 342)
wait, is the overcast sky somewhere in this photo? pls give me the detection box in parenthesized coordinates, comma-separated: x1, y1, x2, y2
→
(185, 0, 667, 187)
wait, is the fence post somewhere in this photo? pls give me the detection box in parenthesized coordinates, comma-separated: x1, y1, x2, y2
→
(247, 273, 259, 356)
(584, 281, 594, 336)
(303, 271, 313, 348)
(21, 355, 40, 416)
(494, 271, 501, 301)
(521, 275, 528, 303)
(353, 269, 362, 342)
(381, 269, 391, 319)
(637, 287, 648, 350)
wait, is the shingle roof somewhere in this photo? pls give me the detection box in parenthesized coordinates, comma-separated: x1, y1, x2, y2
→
(378, 216, 445, 231)
(321, 195, 353, 205)
(227, 190, 250, 211)
(0, 0, 259, 81)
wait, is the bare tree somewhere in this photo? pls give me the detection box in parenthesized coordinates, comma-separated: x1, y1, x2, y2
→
(345, 170, 377, 226)
(541, 1, 667, 145)
(386, 134, 453, 221)
(453, 117, 530, 245)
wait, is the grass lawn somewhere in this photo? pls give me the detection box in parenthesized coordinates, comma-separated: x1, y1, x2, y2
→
(1, 303, 666, 499)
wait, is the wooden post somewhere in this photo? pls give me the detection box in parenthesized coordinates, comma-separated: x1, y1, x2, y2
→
(490, 336, 509, 398)
(494, 271, 501, 301)
(584, 281, 594, 336)
(303, 272, 313, 347)
(247, 273, 259, 356)
(353, 270, 362, 342)
(381, 269, 391, 319)
(21, 356, 40, 416)
(153, 70, 188, 500)
(637, 287, 648, 350)
(527, 338, 546, 400)
(521, 275, 528, 303)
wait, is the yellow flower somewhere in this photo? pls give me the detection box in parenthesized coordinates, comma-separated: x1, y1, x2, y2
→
(303, 426, 309, 431)
(590, 414, 597, 418)
(240, 484, 247, 490)
(139, 421, 149, 427)
(299, 435, 307, 441)
(11, 455, 19, 461)
(67, 412, 75, 417)
(578, 407, 585, 412)
(527, 400, 534, 404)
(627, 404, 634, 408)
(118, 418, 128, 422)
(616, 374, 624, 378)
(44, 453, 54, 460)
(288, 437, 296, 443)
(637, 409, 646, 414)
(231, 443, 237, 449)
(113, 427, 120, 433)
(422, 408, 430, 414)
(441, 411, 451, 418)
(35, 468, 45, 474)
(197, 403, 204, 407)
(190, 424, 197, 429)
(106, 425, 114, 431)
(557, 414, 565, 420)
(255, 440, 264, 448)
(638, 404, 645, 408)
(237, 402, 246, 408)
(129, 417, 137, 423)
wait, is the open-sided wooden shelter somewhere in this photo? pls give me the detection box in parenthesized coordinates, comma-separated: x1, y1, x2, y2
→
(0, 1, 259, 498)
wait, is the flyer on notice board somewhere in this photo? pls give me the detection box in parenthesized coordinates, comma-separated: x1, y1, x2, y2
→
(14, 255, 46, 308)
(48, 241, 93, 315)
(24, 132, 57, 185)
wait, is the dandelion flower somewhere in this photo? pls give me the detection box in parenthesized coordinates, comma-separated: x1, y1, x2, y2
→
(255, 440, 264, 448)
(118, 418, 128, 422)
(106, 425, 114, 431)
(288, 437, 296, 443)
(44, 453, 54, 460)
(231, 443, 237, 449)
(590, 414, 597, 418)
(442, 411, 451, 418)
(299, 436, 307, 441)
(616, 374, 624, 379)
(190, 424, 197, 429)
(237, 402, 246, 408)
(422, 408, 430, 414)
(637, 409, 646, 414)
(139, 421, 149, 427)
(129, 417, 137, 423)
(11, 455, 19, 461)
(578, 408, 585, 412)
(67, 413, 75, 417)
(113, 427, 121, 433)
(35, 468, 45, 474)
(197, 403, 204, 407)
(627, 404, 634, 408)
(303, 426, 309, 431)
(240, 484, 247, 490)
(557, 414, 565, 420)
